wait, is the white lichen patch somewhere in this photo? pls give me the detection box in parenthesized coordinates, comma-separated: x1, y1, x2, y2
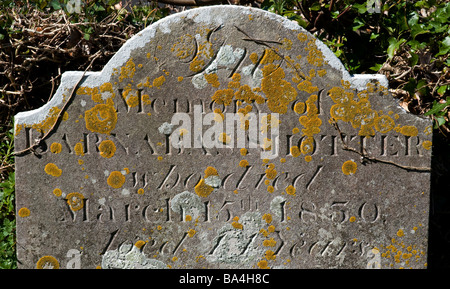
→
(171, 191, 205, 220)
(207, 211, 263, 265)
(102, 243, 166, 269)
(158, 122, 174, 135)
(270, 196, 286, 220)
(205, 175, 221, 188)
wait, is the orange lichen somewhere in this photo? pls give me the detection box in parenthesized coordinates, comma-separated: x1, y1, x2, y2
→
(290, 146, 301, 157)
(342, 160, 357, 175)
(397, 125, 418, 137)
(152, 75, 166, 88)
(119, 58, 136, 82)
(249, 52, 259, 64)
(293, 102, 306, 114)
(240, 148, 248, 156)
(18, 207, 30, 218)
(235, 85, 259, 105)
(85, 103, 117, 135)
(285, 185, 296, 196)
(265, 250, 276, 260)
(36, 256, 59, 269)
(261, 63, 297, 114)
(257, 259, 270, 269)
(50, 142, 62, 154)
(422, 140, 432, 150)
(134, 240, 146, 249)
(267, 185, 275, 193)
(74, 142, 84, 156)
(263, 238, 276, 247)
(212, 89, 234, 106)
(262, 213, 272, 224)
(99, 140, 116, 158)
(187, 228, 196, 237)
(171, 34, 195, 60)
(232, 216, 243, 230)
(239, 160, 249, 168)
(107, 171, 126, 189)
(397, 229, 405, 237)
(219, 133, 231, 145)
(205, 73, 220, 88)
(66, 192, 84, 211)
(137, 188, 145, 195)
(195, 179, 214, 198)
(45, 163, 62, 177)
(53, 188, 62, 197)
(305, 39, 325, 67)
(204, 166, 218, 178)
(265, 166, 277, 180)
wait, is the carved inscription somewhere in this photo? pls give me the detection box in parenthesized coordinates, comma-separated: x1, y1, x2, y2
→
(14, 6, 431, 269)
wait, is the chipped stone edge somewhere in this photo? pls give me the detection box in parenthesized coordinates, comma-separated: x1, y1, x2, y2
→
(13, 5, 396, 129)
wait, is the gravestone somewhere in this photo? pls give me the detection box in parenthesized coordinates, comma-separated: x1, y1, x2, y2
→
(14, 6, 432, 269)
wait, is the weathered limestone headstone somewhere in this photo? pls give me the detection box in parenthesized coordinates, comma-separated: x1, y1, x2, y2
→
(15, 6, 432, 269)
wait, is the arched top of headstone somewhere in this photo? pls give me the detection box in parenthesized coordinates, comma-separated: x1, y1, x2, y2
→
(14, 6, 432, 269)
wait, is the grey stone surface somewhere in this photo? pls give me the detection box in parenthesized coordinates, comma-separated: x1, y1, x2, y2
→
(15, 5, 432, 269)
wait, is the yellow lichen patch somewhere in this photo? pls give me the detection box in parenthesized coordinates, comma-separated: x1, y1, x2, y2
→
(185, 215, 192, 222)
(187, 228, 196, 237)
(107, 171, 126, 189)
(53, 188, 62, 197)
(119, 58, 136, 82)
(262, 213, 272, 224)
(263, 238, 276, 247)
(422, 140, 432, 150)
(45, 163, 62, 177)
(66, 192, 84, 211)
(397, 229, 405, 237)
(74, 142, 84, 156)
(50, 142, 62, 154)
(195, 179, 214, 198)
(121, 86, 140, 107)
(290, 146, 301, 158)
(18, 207, 30, 218)
(297, 94, 322, 160)
(285, 185, 296, 196)
(204, 166, 218, 178)
(232, 216, 243, 230)
(265, 166, 277, 180)
(16, 106, 68, 135)
(297, 33, 308, 42)
(293, 102, 306, 114)
(240, 148, 248, 156)
(177, 76, 184, 82)
(171, 34, 195, 60)
(257, 259, 270, 269)
(397, 125, 419, 137)
(219, 133, 231, 145)
(239, 159, 249, 168)
(297, 80, 318, 93)
(305, 39, 325, 67)
(329, 86, 384, 137)
(36, 256, 59, 269)
(235, 85, 259, 104)
(212, 89, 234, 106)
(153, 75, 166, 88)
(137, 188, 144, 195)
(99, 140, 116, 158)
(85, 103, 117, 135)
(265, 250, 276, 260)
(249, 52, 259, 64)
(213, 108, 224, 123)
(205, 73, 220, 88)
(261, 63, 297, 114)
(374, 115, 395, 134)
(342, 160, 357, 175)
(349, 216, 356, 223)
(134, 240, 146, 250)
